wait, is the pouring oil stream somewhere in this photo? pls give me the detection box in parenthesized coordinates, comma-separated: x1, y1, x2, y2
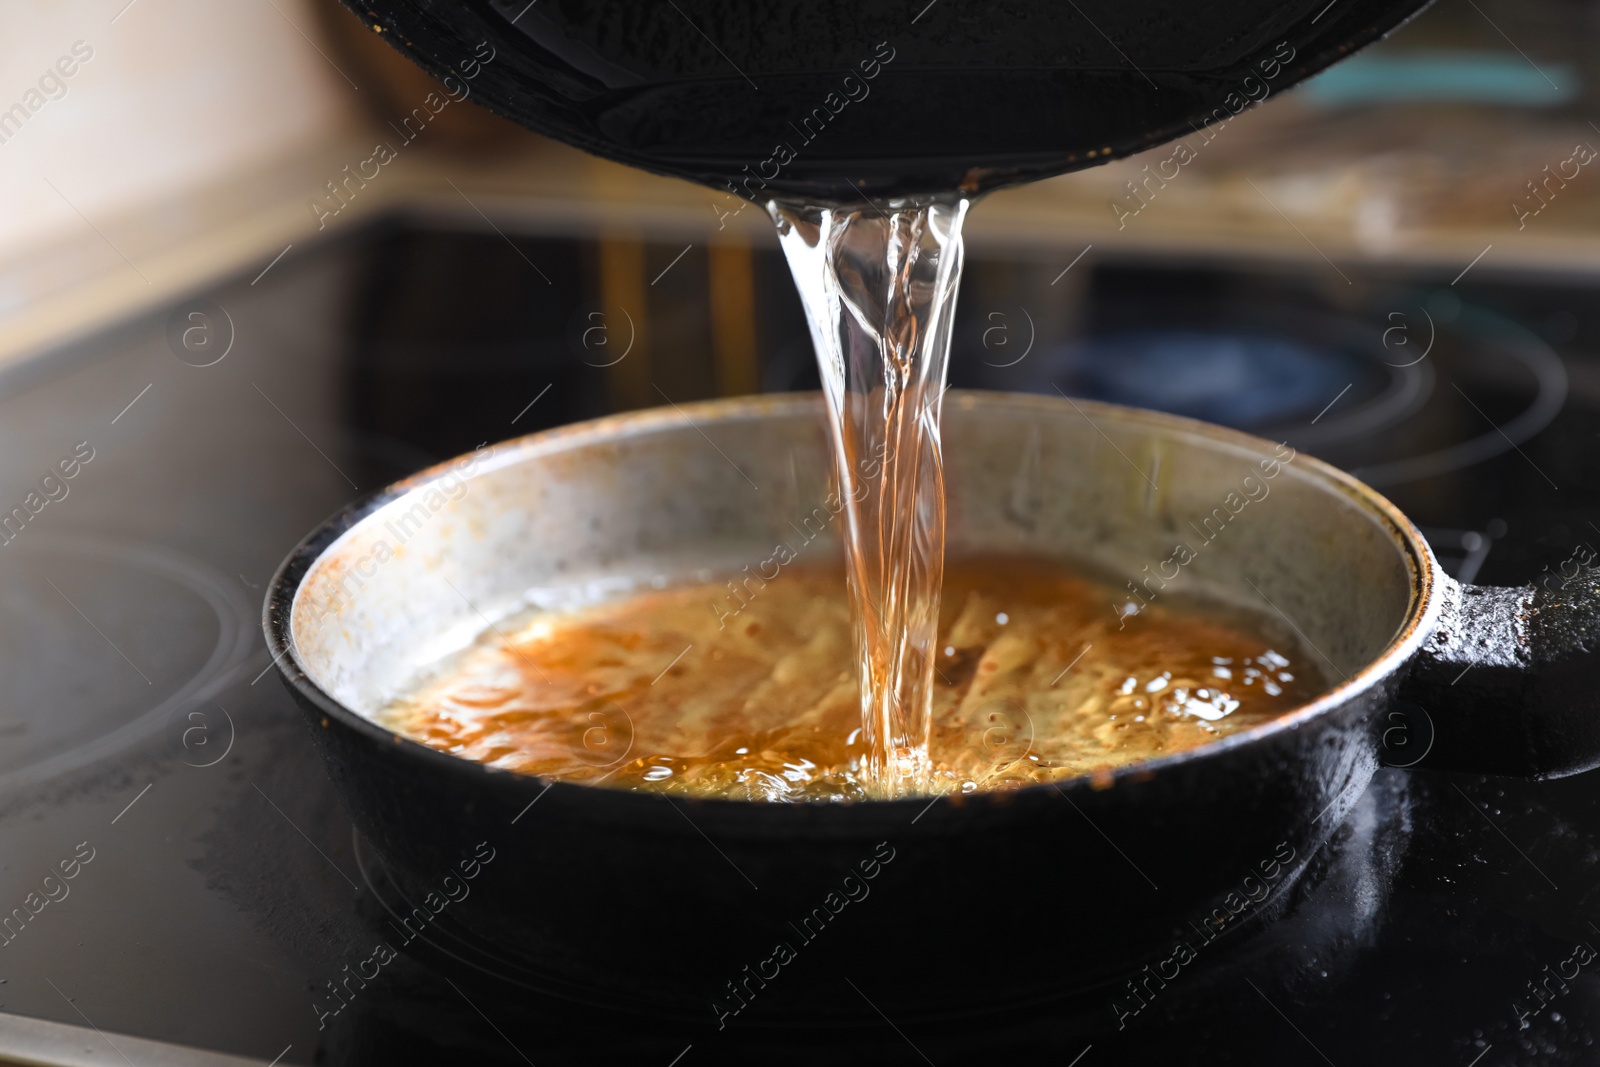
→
(770, 196, 970, 798)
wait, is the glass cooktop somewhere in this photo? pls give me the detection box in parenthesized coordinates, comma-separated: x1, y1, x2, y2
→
(0, 213, 1596, 1066)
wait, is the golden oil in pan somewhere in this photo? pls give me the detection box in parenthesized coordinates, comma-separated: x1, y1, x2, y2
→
(379, 556, 1321, 802)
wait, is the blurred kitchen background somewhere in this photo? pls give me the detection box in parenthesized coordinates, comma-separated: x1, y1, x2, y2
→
(2, 0, 1599, 578)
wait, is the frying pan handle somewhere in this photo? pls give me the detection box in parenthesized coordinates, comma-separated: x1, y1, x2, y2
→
(1397, 570, 1600, 778)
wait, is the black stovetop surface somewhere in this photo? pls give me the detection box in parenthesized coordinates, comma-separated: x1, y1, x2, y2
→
(2, 215, 1598, 1066)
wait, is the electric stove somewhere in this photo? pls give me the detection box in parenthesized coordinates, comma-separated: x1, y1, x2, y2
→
(1, 213, 1597, 1067)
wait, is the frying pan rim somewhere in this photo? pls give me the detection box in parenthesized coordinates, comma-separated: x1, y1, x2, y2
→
(264, 390, 1440, 818)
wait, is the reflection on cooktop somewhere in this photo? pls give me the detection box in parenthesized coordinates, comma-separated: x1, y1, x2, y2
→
(328, 776, 1411, 1064)
(0, 535, 254, 784)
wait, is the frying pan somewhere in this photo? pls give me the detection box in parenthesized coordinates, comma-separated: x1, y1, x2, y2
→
(337, 0, 1437, 200)
(265, 392, 1600, 1022)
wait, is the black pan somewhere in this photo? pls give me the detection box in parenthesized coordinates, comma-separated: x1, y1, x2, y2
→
(265, 393, 1600, 1023)
(337, 0, 1436, 200)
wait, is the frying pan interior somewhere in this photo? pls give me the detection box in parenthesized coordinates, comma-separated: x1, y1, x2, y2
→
(289, 391, 1420, 727)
